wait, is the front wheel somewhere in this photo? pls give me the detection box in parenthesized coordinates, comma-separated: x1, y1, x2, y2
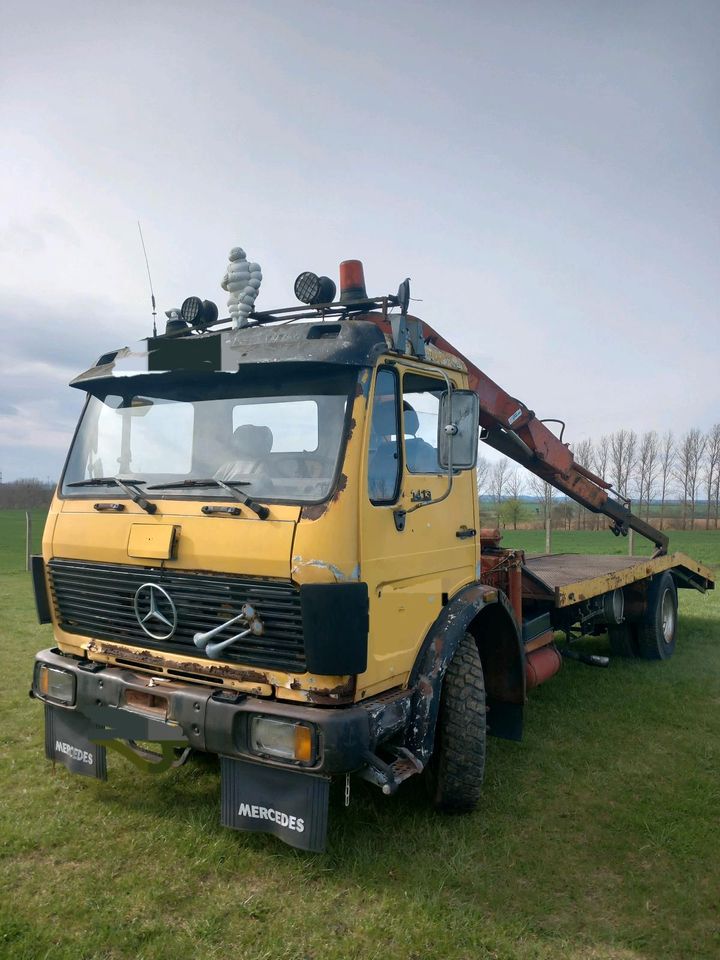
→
(637, 571, 678, 660)
(426, 632, 486, 813)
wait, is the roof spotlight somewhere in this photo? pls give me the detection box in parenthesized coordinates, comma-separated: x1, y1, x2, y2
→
(180, 297, 219, 328)
(294, 272, 337, 306)
(181, 296, 203, 324)
(201, 299, 219, 326)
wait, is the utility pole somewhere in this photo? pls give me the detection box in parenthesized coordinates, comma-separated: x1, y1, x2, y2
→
(25, 510, 32, 572)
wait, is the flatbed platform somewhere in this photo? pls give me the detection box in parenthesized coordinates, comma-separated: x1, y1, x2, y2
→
(522, 552, 714, 607)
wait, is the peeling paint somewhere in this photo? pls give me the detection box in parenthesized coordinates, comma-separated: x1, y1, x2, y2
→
(291, 556, 360, 582)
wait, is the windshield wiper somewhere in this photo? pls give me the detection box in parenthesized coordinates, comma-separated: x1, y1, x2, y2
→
(67, 477, 157, 515)
(147, 479, 269, 520)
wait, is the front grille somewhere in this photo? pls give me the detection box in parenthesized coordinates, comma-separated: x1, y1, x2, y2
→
(47, 559, 305, 672)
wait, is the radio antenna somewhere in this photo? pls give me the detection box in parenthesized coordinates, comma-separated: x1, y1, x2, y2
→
(137, 221, 157, 336)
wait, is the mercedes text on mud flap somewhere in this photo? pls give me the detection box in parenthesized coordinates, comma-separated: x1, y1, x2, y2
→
(30, 253, 714, 852)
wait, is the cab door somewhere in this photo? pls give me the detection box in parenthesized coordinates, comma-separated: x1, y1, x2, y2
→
(358, 364, 479, 698)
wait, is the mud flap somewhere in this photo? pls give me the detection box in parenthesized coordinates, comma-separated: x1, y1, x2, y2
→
(220, 757, 330, 853)
(44, 704, 107, 780)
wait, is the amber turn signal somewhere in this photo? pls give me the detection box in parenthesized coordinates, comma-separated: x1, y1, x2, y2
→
(294, 724, 314, 763)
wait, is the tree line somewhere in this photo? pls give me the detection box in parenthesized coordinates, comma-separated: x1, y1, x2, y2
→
(0, 479, 56, 510)
(478, 424, 720, 531)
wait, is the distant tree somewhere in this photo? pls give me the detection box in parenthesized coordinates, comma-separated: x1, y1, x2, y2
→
(572, 438, 594, 530)
(635, 431, 660, 521)
(658, 431, 675, 531)
(703, 424, 720, 529)
(592, 434, 611, 531)
(502, 469, 524, 530)
(675, 429, 706, 529)
(609, 429, 637, 500)
(489, 459, 510, 526)
(689, 430, 706, 529)
(594, 434, 610, 482)
(527, 473, 553, 528)
(475, 454, 491, 498)
(0, 478, 55, 509)
(552, 498, 574, 530)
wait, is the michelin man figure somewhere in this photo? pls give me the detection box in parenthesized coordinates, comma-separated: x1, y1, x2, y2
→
(221, 247, 262, 329)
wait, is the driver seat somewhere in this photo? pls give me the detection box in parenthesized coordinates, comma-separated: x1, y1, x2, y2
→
(215, 424, 273, 481)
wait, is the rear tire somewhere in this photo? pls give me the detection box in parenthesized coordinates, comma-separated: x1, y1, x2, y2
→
(607, 621, 639, 658)
(427, 632, 486, 813)
(637, 571, 678, 660)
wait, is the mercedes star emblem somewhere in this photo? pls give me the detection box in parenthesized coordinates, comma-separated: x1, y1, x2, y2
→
(133, 583, 178, 640)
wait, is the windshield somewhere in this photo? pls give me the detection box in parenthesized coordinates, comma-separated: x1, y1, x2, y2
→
(62, 366, 357, 504)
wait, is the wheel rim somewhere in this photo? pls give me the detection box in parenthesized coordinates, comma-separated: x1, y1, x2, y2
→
(661, 589, 675, 644)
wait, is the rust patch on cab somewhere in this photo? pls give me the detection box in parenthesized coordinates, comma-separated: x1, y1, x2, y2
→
(300, 472, 348, 521)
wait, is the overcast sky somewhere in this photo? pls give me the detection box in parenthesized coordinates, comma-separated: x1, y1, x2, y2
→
(1, 0, 718, 481)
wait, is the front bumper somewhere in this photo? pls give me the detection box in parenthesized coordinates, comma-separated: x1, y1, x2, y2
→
(32, 648, 407, 776)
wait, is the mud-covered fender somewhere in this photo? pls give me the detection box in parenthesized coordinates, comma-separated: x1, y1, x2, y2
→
(405, 583, 525, 764)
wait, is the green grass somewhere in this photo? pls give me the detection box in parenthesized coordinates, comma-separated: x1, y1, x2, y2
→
(1, 514, 719, 959)
(500, 528, 720, 567)
(0, 509, 46, 573)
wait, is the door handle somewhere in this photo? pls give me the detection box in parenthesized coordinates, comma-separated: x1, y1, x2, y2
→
(455, 527, 476, 539)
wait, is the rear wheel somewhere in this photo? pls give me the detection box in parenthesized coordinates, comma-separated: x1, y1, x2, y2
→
(607, 621, 639, 658)
(427, 632, 486, 813)
(637, 571, 678, 660)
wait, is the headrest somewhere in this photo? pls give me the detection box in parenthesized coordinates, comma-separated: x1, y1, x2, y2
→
(403, 401, 419, 436)
(232, 424, 273, 456)
(371, 398, 398, 438)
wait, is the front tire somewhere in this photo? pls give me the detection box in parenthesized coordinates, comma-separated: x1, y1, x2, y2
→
(637, 571, 678, 660)
(427, 632, 486, 813)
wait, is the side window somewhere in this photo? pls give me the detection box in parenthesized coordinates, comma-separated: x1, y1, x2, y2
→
(368, 368, 401, 504)
(402, 374, 444, 474)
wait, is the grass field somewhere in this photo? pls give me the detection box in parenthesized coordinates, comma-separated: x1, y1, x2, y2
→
(1, 513, 718, 959)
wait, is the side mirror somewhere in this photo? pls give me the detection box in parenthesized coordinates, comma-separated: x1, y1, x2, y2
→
(438, 390, 479, 469)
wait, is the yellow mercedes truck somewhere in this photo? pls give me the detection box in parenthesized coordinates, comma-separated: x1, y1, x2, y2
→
(30, 258, 714, 851)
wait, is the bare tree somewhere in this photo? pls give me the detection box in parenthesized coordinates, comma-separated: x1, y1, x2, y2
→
(572, 438, 594, 529)
(703, 424, 720, 530)
(658, 431, 675, 531)
(635, 431, 660, 521)
(593, 434, 611, 531)
(527, 473, 553, 521)
(644, 432, 660, 522)
(475, 454, 491, 499)
(687, 429, 706, 530)
(675, 429, 706, 529)
(609, 429, 637, 500)
(594, 435, 610, 482)
(489, 459, 510, 526)
(503, 468, 524, 530)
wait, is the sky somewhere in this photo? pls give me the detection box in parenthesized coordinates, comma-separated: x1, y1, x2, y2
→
(1, 0, 718, 482)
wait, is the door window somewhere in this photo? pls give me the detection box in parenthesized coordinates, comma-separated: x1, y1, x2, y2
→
(368, 368, 401, 504)
(402, 374, 444, 474)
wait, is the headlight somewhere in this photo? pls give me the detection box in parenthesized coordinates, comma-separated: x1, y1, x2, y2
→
(249, 717, 315, 764)
(35, 664, 76, 705)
